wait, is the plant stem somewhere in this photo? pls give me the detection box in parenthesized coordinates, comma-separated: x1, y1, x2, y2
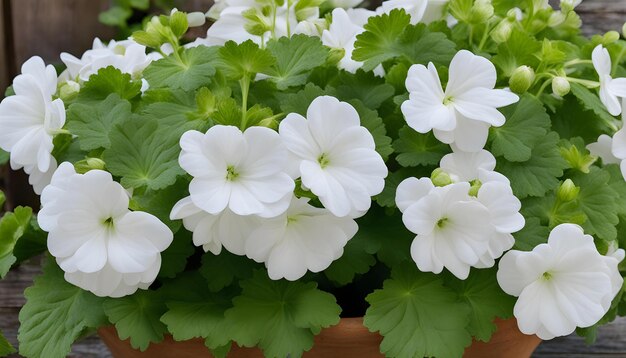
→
(239, 75, 251, 130)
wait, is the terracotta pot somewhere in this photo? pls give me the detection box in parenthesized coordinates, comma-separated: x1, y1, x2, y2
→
(98, 317, 541, 358)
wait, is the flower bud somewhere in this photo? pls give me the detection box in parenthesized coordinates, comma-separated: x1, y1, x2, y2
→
(470, 0, 494, 23)
(187, 12, 207, 27)
(491, 20, 513, 44)
(603, 31, 620, 44)
(548, 12, 566, 27)
(58, 80, 80, 102)
(622, 23, 626, 39)
(169, 10, 189, 38)
(507, 8, 523, 22)
(552, 77, 571, 97)
(509, 66, 535, 94)
(431, 168, 452, 187)
(557, 179, 580, 202)
(74, 158, 106, 174)
(327, 48, 346, 66)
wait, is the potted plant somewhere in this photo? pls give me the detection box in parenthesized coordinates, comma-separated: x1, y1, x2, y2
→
(1, 0, 625, 357)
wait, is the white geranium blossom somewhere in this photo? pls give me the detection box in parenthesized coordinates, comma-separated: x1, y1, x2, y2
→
(587, 134, 620, 165)
(279, 96, 388, 218)
(24, 157, 58, 195)
(178, 125, 294, 218)
(378, 0, 448, 24)
(439, 149, 510, 184)
(498, 224, 624, 340)
(170, 196, 261, 255)
(38, 163, 173, 297)
(245, 196, 358, 281)
(592, 45, 626, 116)
(322, 8, 365, 73)
(60, 38, 152, 82)
(401, 50, 519, 152)
(0, 56, 64, 185)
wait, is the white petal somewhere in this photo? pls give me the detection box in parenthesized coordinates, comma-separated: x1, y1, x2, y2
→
(446, 50, 497, 96)
(454, 88, 518, 126)
(395, 177, 435, 212)
(307, 96, 360, 149)
(592, 45, 611, 78)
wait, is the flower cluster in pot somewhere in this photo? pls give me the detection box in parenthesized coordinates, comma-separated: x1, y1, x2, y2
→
(0, 0, 626, 357)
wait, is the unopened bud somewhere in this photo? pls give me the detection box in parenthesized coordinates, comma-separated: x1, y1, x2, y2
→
(557, 179, 580, 202)
(470, 0, 494, 23)
(491, 20, 513, 44)
(603, 31, 620, 44)
(58, 80, 80, 101)
(431, 168, 452, 187)
(507, 8, 523, 22)
(187, 12, 207, 27)
(327, 48, 346, 66)
(509, 66, 535, 94)
(552, 77, 571, 97)
(74, 158, 106, 174)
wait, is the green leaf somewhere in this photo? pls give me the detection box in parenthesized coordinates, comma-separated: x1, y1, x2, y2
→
(67, 94, 132, 151)
(445, 268, 515, 342)
(0, 330, 15, 356)
(491, 29, 541, 77)
(18, 260, 106, 358)
(569, 83, 618, 128)
(0, 207, 33, 278)
(103, 117, 185, 190)
(160, 273, 234, 349)
(551, 95, 610, 143)
(353, 10, 456, 71)
(265, 35, 328, 89)
(0, 149, 8, 165)
(103, 290, 168, 351)
(348, 100, 393, 161)
(572, 168, 621, 241)
(496, 132, 568, 198)
(132, 178, 189, 232)
(394, 126, 449, 167)
(225, 270, 341, 358)
(158, 230, 194, 279)
(144, 46, 219, 91)
(512, 217, 550, 251)
(324, 235, 377, 286)
(364, 263, 471, 358)
(199, 251, 260, 292)
(218, 40, 276, 79)
(334, 70, 395, 109)
(489, 95, 551, 162)
(78, 66, 142, 103)
(278, 83, 327, 116)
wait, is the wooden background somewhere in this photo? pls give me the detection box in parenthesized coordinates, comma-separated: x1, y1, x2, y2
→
(0, 0, 625, 357)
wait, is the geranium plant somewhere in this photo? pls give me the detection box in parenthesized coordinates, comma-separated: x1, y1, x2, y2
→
(1, 0, 626, 357)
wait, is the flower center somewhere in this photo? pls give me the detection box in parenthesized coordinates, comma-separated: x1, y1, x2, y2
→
(468, 179, 482, 197)
(226, 165, 239, 181)
(103, 217, 115, 229)
(318, 153, 330, 169)
(436, 217, 449, 229)
(542, 271, 553, 281)
(287, 215, 299, 225)
(443, 95, 454, 105)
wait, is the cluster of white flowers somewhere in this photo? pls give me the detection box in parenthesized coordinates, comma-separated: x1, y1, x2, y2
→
(38, 163, 173, 297)
(498, 224, 623, 340)
(396, 150, 524, 279)
(172, 96, 386, 280)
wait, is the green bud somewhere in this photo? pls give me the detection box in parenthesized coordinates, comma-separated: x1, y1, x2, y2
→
(58, 80, 80, 102)
(557, 179, 580, 202)
(491, 20, 513, 44)
(169, 10, 189, 38)
(506, 8, 521, 22)
(552, 77, 571, 97)
(622, 23, 626, 39)
(603, 31, 620, 44)
(468, 180, 482, 197)
(509, 66, 535, 94)
(469, 0, 494, 23)
(74, 158, 106, 174)
(547, 12, 566, 27)
(243, 8, 272, 36)
(327, 48, 346, 66)
(258, 117, 279, 130)
(431, 168, 453, 187)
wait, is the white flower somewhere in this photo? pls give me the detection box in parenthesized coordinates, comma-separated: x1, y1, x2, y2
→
(322, 8, 365, 73)
(38, 163, 173, 297)
(279, 96, 388, 218)
(397, 181, 494, 279)
(346, 8, 377, 27)
(593, 45, 626, 116)
(497, 224, 624, 340)
(170, 196, 261, 255)
(0, 56, 64, 176)
(401, 50, 519, 152)
(60, 38, 152, 82)
(178, 125, 294, 217)
(587, 134, 620, 165)
(378, 0, 448, 24)
(24, 157, 58, 195)
(245, 196, 358, 281)
(439, 149, 510, 184)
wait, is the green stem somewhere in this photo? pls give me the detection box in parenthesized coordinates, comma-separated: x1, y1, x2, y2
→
(239, 75, 251, 130)
(477, 22, 493, 51)
(534, 78, 553, 97)
(564, 77, 600, 88)
(564, 59, 593, 67)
